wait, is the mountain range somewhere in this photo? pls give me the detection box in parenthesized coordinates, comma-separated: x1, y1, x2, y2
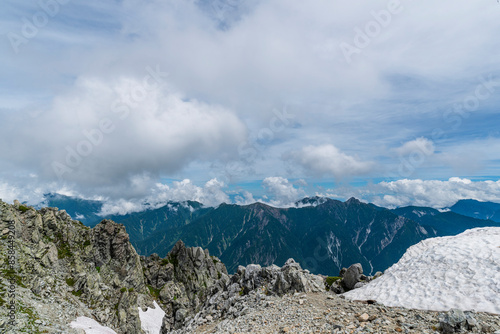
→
(41, 194, 500, 276)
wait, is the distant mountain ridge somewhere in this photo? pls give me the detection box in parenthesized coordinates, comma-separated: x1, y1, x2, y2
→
(42, 193, 104, 226)
(40, 194, 500, 276)
(448, 199, 500, 222)
(392, 205, 500, 236)
(132, 197, 433, 275)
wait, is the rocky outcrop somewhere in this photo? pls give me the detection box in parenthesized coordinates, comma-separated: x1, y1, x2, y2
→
(0, 200, 153, 333)
(142, 240, 228, 331)
(0, 199, 237, 333)
(170, 258, 326, 333)
(327, 263, 383, 294)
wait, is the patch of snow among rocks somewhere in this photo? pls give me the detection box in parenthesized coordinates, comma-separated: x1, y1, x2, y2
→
(344, 227, 500, 314)
(138, 301, 166, 334)
(70, 316, 118, 334)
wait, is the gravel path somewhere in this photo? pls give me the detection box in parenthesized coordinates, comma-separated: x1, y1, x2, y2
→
(186, 292, 500, 334)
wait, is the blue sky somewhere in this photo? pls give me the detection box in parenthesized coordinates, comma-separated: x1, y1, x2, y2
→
(1, 0, 500, 213)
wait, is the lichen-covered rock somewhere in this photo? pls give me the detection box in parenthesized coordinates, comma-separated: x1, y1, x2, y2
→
(0, 200, 153, 333)
(142, 240, 228, 331)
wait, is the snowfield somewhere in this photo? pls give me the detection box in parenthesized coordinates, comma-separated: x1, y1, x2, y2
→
(138, 301, 166, 334)
(344, 227, 500, 314)
(70, 301, 166, 334)
(70, 317, 118, 334)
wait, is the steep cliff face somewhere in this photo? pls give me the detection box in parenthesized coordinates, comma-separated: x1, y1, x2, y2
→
(0, 200, 231, 333)
(142, 240, 228, 331)
(0, 200, 154, 333)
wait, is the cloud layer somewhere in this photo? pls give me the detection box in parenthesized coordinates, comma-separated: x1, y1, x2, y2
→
(286, 144, 374, 178)
(1, 0, 500, 206)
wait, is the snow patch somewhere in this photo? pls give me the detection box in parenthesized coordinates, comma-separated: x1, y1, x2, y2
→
(344, 227, 500, 314)
(326, 232, 342, 270)
(418, 225, 428, 235)
(70, 317, 117, 334)
(412, 209, 426, 217)
(138, 301, 166, 334)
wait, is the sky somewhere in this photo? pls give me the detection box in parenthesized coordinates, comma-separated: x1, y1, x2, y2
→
(1, 0, 500, 213)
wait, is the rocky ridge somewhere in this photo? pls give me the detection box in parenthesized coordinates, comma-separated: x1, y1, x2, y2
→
(172, 261, 500, 334)
(0, 199, 153, 333)
(0, 200, 499, 334)
(0, 200, 228, 333)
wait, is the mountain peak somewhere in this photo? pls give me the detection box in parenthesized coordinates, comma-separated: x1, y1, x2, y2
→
(345, 197, 361, 205)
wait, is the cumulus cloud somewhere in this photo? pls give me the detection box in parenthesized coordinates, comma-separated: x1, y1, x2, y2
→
(0, 181, 45, 205)
(0, 76, 247, 197)
(234, 190, 256, 205)
(98, 178, 231, 215)
(0, 177, 102, 206)
(336, 178, 500, 209)
(395, 138, 435, 157)
(1, 0, 500, 204)
(262, 176, 305, 207)
(285, 144, 374, 178)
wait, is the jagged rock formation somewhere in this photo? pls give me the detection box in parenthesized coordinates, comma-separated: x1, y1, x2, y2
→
(170, 258, 325, 333)
(0, 200, 229, 333)
(0, 200, 153, 333)
(0, 200, 326, 333)
(142, 240, 228, 331)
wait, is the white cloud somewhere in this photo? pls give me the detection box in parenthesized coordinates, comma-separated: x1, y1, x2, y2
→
(285, 144, 374, 178)
(262, 176, 305, 207)
(98, 178, 230, 215)
(0, 76, 247, 196)
(366, 178, 500, 208)
(234, 190, 256, 205)
(0, 179, 86, 206)
(395, 138, 435, 157)
(1, 0, 500, 203)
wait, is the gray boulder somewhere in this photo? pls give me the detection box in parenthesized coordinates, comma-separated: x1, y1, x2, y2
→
(439, 309, 468, 333)
(341, 263, 363, 291)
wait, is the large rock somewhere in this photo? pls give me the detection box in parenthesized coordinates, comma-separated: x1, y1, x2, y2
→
(341, 263, 363, 291)
(439, 309, 478, 333)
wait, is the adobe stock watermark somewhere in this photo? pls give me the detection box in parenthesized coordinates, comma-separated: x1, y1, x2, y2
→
(302, 235, 338, 275)
(4, 219, 17, 330)
(340, 0, 403, 64)
(388, 74, 500, 179)
(6, 0, 70, 54)
(51, 65, 168, 180)
(440, 74, 499, 131)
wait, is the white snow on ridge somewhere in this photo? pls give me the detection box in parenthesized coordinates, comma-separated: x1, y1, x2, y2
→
(344, 227, 500, 314)
(138, 301, 166, 334)
(70, 301, 165, 334)
(70, 317, 118, 334)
